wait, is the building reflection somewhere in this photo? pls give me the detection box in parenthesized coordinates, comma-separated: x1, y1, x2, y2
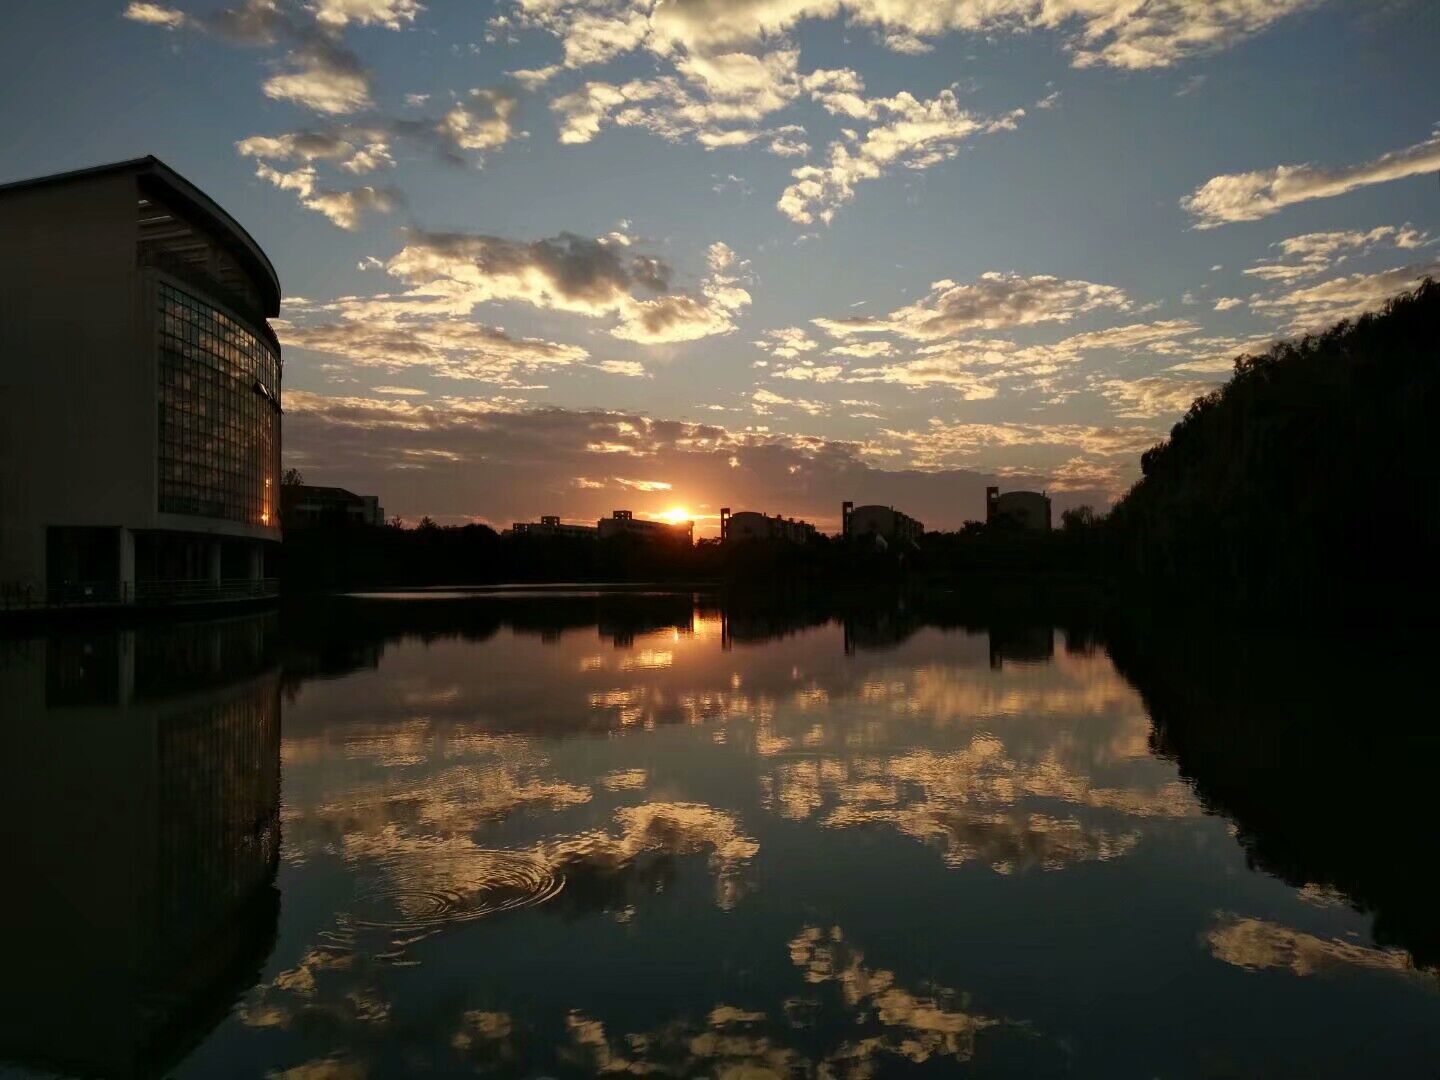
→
(985, 622, 1055, 669)
(0, 615, 282, 1078)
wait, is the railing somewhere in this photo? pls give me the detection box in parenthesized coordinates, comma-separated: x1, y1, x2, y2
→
(0, 579, 279, 611)
(135, 578, 279, 604)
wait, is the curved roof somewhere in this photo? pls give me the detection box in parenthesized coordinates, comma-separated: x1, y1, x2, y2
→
(0, 156, 281, 317)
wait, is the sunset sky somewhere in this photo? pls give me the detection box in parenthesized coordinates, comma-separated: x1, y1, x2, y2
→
(4, 0, 1438, 533)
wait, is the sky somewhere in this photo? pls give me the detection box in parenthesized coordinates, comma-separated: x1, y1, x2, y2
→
(3, 0, 1438, 534)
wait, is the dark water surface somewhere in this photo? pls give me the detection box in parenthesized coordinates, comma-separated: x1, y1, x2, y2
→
(2, 592, 1436, 1077)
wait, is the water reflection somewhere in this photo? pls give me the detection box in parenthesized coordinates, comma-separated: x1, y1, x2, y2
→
(0, 618, 280, 1079)
(2, 593, 1437, 1077)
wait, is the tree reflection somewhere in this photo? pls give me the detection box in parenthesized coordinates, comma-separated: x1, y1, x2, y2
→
(1109, 621, 1440, 971)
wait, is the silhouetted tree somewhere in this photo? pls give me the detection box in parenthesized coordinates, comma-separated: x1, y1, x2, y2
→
(1105, 279, 1439, 608)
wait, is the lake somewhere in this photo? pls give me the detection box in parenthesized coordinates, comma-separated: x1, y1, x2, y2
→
(2, 590, 1436, 1077)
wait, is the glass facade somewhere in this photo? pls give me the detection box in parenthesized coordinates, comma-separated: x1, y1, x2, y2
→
(157, 282, 281, 526)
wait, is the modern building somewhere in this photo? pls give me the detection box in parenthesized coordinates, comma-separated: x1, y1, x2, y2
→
(0, 157, 283, 606)
(842, 501, 924, 547)
(508, 515, 599, 539)
(986, 487, 1052, 531)
(719, 508, 817, 544)
(282, 484, 385, 529)
(597, 509, 693, 546)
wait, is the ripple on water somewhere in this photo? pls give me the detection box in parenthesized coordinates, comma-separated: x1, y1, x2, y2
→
(352, 849, 563, 937)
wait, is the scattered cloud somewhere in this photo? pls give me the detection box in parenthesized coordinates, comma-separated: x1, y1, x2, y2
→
(252, 162, 401, 227)
(372, 231, 749, 344)
(755, 326, 820, 359)
(123, 2, 187, 28)
(310, 0, 422, 31)
(1243, 225, 1431, 283)
(438, 88, 521, 151)
(278, 295, 590, 383)
(1098, 376, 1219, 419)
(1182, 128, 1440, 227)
(814, 273, 1130, 340)
(753, 387, 827, 415)
(125, 0, 384, 115)
(283, 390, 1119, 527)
(1248, 262, 1440, 331)
(521, 0, 1315, 74)
(779, 87, 1023, 225)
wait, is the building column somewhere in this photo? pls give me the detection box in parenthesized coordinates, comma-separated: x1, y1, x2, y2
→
(207, 539, 223, 584)
(247, 542, 263, 582)
(118, 527, 135, 604)
(117, 629, 136, 705)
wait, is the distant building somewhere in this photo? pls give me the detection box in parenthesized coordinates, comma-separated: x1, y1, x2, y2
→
(986, 487, 1051, 531)
(720, 508, 817, 544)
(842, 502, 924, 547)
(0, 157, 282, 606)
(597, 510, 693, 546)
(282, 485, 384, 528)
(509, 515, 599, 539)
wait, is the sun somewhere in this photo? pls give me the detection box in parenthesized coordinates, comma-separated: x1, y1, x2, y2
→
(659, 506, 692, 523)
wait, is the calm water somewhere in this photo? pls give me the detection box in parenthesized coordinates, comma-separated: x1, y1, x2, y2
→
(2, 592, 1436, 1078)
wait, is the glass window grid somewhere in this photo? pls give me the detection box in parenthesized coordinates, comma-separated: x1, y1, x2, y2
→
(156, 282, 281, 526)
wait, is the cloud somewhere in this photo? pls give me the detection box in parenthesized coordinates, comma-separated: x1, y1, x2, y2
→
(278, 300, 590, 384)
(1213, 297, 1243, 311)
(550, 50, 809, 153)
(848, 358, 999, 398)
(815, 273, 1130, 340)
(262, 40, 374, 114)
(1182, 129, 1440, 227)
(1248, 262, 1440, 331)
(123, 2, 187, 28)
(509, 63, 562, 90)
(300, 185, 401, 228)
(282, 392, 1121, 528)
(755, 326, 820, 359)
(778, 88, 1024, 225)
(888, 419, 1163, 467)
(235, 88, 524, 192)
(614, 477, 672, 491)
(1244, 225, 1431, 282)
(593, 359, 648, 377)
(384, 231, 750, 344)
(827, 340, 893, 359)
(1097, 375, 1219, 419)
(310, 0, 422, 30)
(126, 0, 382, 114)
(237, 129, 394, 172)
(772, 363, 844, 382)
(438, 88, 521, 151)
(612, 0, 1312, 70)
(831, 319, 1199, 396)
(252, 163, 401, 227)
(753, 387, 827, 415)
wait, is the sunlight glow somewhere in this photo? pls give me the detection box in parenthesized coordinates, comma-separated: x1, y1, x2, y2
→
(660, 506, 693, 523)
